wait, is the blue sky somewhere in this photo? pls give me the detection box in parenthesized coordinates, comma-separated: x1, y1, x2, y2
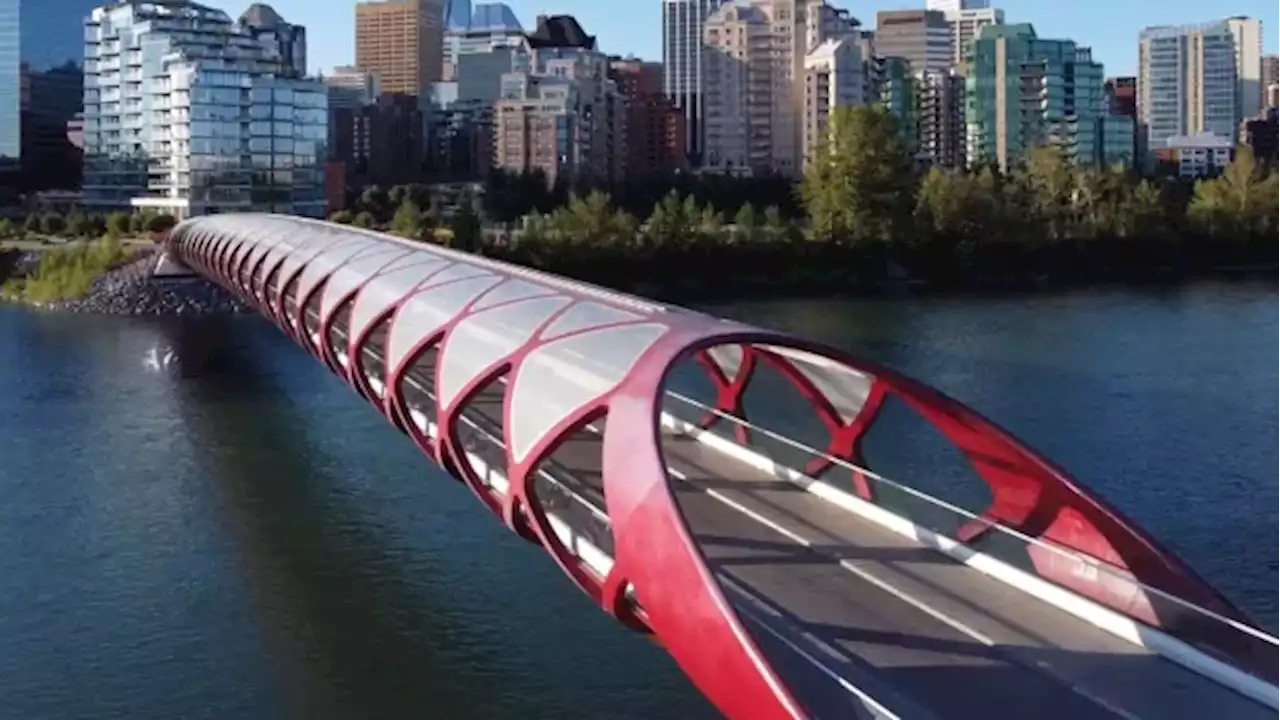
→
(208, 0, 1279, 77)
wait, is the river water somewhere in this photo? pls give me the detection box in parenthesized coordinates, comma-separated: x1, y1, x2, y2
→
(0, 281, 1274, 719)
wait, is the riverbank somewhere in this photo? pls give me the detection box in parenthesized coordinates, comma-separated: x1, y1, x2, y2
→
(0, 246, 251, 316)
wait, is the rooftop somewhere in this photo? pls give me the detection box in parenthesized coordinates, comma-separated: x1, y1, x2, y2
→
(526, 15, 595, 49)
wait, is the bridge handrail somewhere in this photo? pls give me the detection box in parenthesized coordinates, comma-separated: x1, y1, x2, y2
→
(273, 215, 671, 315)
(665, 391, 1280, 649)
(337, 320, 614, 528)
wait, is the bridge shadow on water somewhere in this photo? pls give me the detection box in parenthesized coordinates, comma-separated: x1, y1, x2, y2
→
(156, 317, 714, 720)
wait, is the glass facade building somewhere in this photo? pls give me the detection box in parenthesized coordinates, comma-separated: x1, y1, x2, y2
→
(662, 0, 726, 163)
(965, 24, 1105, 170)
(1097, 114, 1137, 168)
(0, 0, 101, 198)
(1138, 20, 1240, 153)
(82, 1, 327, 219)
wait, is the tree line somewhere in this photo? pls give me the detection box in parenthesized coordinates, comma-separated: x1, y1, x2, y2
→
(332, 105, 1277, 298)
(0, 210, 178, 242)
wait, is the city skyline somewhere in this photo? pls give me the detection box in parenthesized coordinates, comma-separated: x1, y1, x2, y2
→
(200, 0, 1279, 77)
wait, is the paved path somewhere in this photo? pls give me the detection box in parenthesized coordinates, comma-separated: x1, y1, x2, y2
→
(319, 309, 1271, 720)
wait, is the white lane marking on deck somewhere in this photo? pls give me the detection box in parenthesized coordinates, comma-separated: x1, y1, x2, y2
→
(343, 335, 1139, 718)
(669, 467, 1145, 720)
(720, 577, 905, 720)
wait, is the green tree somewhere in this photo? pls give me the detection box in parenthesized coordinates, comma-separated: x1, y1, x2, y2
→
(549, 191, 635, 248)
(1018, 146, 1075, 240)
(145, 213, 177, 234)
(65, 209, 89, 238)
(40, 213, 66, 236)
(424, 195, 444, 231)
(913, 167, 1003, 273)
(762, 205, 788, 242)
(391, 200, 423, 239)
(0, 218, 15, 239)
(644, 191, 702, 249)
(388, 185, 408, 209)
(800, 106, 916, 244)
(1189, 153, 1277, 240)
(360, 185, 389, 222)
(106, 212, 130, 239)
(22, 214, 40, 234)
(733, 202, 759, 243)
(450, 194, 482, 252)
(84, 214, 107, 239)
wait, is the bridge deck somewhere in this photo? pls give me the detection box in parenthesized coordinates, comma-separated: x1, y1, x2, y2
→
(662, 435, 1271, 720)
(335, 323, 1268, 720)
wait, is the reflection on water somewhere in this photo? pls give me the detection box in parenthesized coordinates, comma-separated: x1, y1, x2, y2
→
(0, 280, 1274, 718)
(706, 281, 1278, 629)
(0, 308, 713, 720)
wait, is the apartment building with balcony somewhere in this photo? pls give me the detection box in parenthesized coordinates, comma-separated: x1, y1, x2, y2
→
(492, 15, 624, 186)
(945, 6, 1003, 67)
(875, 10, 954, 73)
(915, 68, 966, 168)
(703, 0, 862, 177)
(802, 37, 865, 164)
(965, 23, 1104, 170)
(1138, 17, 1261, 154)
(81, 0, 327, 218)
(662, 0, 728, 164)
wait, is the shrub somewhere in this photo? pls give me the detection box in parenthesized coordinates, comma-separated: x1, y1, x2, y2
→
(2, 238, 132, 303)
(106, 212, 130, 238)
(145, 213, 177, 234)
(40, 213, 65, 236)
(329, 210, 353, 224)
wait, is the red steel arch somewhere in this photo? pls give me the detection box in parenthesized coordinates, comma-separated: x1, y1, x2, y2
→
(165, 214, 1274, 716)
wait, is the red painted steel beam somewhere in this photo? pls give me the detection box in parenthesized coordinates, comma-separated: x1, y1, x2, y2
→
(166, 216, 1277, 712)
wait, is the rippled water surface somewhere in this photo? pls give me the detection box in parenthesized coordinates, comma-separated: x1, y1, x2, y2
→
(0, 280, 1274, 718)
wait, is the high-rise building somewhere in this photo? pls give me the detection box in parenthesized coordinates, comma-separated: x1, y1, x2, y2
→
(877, 57, 917, 146)
(442, 2, 523, 80)
(1241, 111, 1277, 166)
(926, 0, 988, 11)
(1138, 18, 1251, 153)
(355, 0, 445, 98)
(239, 3, 307, 77)
(703, 0, 862, 177)
(914, 69, 966, 168)
(946, 7, 1003, 67)
(1105, 76, 1137, 116)
(803, 38, 866, 164)
(493, 16, 623, 186)
(330, 93, 426, 190)
(662, 0, 726, 164)
(445, 0, 470, 27)
(1263, 54, 1279, 109)
(0, 0, 101, 199)
(610, 59, 688, 176)
(81, 1, 327, 218)
(326, 66, 380, 110)
(875, 10, 954, 73)
(1226, 17, 1262, 121)
(966, 24, 1105, 170)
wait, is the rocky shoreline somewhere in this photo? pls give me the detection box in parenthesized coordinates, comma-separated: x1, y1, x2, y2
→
(2, 249, 252, 316)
